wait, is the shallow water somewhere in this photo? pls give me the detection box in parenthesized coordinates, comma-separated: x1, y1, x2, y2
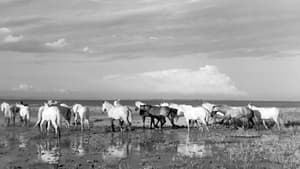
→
(1, 126, 300, 169)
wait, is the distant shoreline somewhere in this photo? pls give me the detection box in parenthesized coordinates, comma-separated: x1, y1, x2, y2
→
(1, 99, 300, 107)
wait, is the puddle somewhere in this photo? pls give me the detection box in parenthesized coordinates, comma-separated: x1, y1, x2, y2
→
(0, 127, 300, 169)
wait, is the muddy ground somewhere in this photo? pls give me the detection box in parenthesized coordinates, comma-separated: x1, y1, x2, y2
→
(1, 110, 300, 169)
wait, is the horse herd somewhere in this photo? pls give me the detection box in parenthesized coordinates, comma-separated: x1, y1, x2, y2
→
(0, 100, 282, 138)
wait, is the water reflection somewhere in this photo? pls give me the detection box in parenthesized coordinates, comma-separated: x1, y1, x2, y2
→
(177, 133, 212, 158)
(71, 134, 89, 156)
(37, 139, 61, 166)
(102, 133, 132, 162)
(18, 135, 28, 148)
(2, 127, 300, 169)
(0, 132, 28, 149)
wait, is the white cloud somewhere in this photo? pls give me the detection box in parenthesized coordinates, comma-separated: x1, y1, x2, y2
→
(12, 84, 33, 91)
(102, 65, 245, 95)
(3, 34, 23, 43)
(45, 38, 67, 48)
(82, 46, 94, 54)
(0, 27, 11, 34)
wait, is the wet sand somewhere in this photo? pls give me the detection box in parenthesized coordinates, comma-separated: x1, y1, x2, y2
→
(1, 109, 300, 169)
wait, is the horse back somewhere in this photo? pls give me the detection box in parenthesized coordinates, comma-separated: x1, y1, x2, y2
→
(259, 107, 279, 119)
(230, 107, 252, 118)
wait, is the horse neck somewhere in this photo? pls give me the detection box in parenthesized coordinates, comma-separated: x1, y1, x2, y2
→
(73, 104, 80, 112)
(215, 107, 227, 115)
(104, 102, 113, 111)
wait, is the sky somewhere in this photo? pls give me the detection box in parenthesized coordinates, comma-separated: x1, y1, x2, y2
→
(0, 0, 300, 100)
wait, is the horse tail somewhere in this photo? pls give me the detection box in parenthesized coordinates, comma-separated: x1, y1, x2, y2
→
(127, 107, 132, 125)
(0, 104, 4, 112)
(56, 108, 61, 128)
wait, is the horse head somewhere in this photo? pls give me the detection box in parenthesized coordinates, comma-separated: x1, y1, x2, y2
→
(247, 103, 254, 110)
(134, 101, 145, 111)
(210, 105, 219, 117)
(113, 99, 121, 106)
(102, 101, 112, 114)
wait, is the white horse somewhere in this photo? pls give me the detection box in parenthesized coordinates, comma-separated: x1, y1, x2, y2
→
(102, 101, 132, 132)
(179, 105, 210, 132)
(202, 102, 215, 113)
(72, 104, 90, 131)
(1, 102, 15, 126)
(168, 103, 182, 115)
(113, 99, 121, 107)
(60, 103, 71, 108)
(16, 103, 30, 127)
(35, 103, 61, 137)
(134, 101, 146, 110)
(247, 104, 281, 130)
(160, 102, 169, 107)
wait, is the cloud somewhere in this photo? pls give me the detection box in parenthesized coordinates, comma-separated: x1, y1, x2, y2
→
(3, 34, 23, 43)
(0, 27, 11, 34)
(45, 38, 67, 48)
(11, 83, 33, 91)
(102, 65, 245, 95)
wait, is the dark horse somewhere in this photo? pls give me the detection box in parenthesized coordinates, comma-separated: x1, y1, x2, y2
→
(58, 105, 72, 128)
(211, 105, 259, 129)
(160, 106, 179, 128)
(48, 103, 72, 128)
(139, 105, 178, 129)
(9, 105, 20, 126)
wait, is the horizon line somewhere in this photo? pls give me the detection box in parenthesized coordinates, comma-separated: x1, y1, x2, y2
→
(1, 97, 300, 103)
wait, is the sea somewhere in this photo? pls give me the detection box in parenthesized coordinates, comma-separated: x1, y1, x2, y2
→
(1, 99, 300, 108)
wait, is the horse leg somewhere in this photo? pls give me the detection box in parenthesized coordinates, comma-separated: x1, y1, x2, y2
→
(111, 119, 115, 132)
(155, 118, 160, 128)
(168, 116, 176, 128)
(119, 119, 124, 132)
(50, 120, 59, 137)
(142, 116, 146, 128)
(40, 120, 45, 134)
(262, 120, 268, 130)
(47, 121, 51, 135)
(127, 121, 131, 131)
(12, 115, 16, 127)
(74, 115, 78, 129)
(150, 117, 154, 129)
(196, 120, 202, 131)
(274, 118, 280, 130)
(6, 117, 10, 127)
(202, 119, 209, 132)
(186, 119, 190, 131)
(81, 119, 84, 131)
(160, 117, 166, 129)
(26, 115, 29, 127)
(156, 117, 161, 128)
(85, 119, 90, 130)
